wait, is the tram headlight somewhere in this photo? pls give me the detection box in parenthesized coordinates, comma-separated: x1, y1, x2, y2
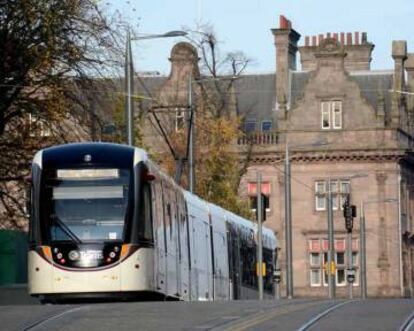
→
(68, 250, 80, 261)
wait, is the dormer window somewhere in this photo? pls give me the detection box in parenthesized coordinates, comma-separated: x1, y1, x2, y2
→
(244, 119, 256, 133)
(321, 101, 342, 130)
(261, 120, 272, 132)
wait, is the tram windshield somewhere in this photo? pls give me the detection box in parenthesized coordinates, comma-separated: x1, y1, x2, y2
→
(44, 168, 130, 243)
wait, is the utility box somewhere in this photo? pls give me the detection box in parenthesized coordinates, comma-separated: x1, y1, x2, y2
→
(0, 230, 28, 285)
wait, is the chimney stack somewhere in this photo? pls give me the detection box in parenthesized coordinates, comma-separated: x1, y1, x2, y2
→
(391, 40, 407, 125)
(405, 54, 414, 110)
(271, 15, 301, 109)
(299, 31, 374, 71)
(392, 40, 407, 93)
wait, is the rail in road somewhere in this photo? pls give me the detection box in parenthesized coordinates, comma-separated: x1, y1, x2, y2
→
(1, 299, 414, 331)
(400, 310, 414, 331)
(22, 306, 88, 331)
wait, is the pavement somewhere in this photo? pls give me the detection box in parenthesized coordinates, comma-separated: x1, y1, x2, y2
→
(0, 284, 39, 306)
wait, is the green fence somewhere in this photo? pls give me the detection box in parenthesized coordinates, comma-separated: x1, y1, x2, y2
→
(0, 230, 28, 285)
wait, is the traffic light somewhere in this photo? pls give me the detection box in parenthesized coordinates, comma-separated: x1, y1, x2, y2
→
(343, 194, 356, 232)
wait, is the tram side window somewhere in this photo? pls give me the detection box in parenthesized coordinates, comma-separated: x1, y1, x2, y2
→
(138, 183, 153, 242)
(263, 248, 274, 293)
(240, 236, 257, 289)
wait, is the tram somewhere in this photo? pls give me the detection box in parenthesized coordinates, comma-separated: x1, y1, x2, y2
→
(28, 143, 277, 302)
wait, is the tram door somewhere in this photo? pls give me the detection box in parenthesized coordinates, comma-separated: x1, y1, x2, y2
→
(176, 194, 189, 300)
(227, 227, 241, 299)
(153, 180, 167, 294)
(163, 184, 178, 297)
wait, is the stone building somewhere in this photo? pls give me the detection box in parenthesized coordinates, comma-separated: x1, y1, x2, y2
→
(236, 16, 414, 298)
(139, 15, 414, 298)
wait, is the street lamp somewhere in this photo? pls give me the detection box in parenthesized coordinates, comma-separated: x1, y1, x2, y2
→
(125, 29, 188, 146)
(359, 198, 397, 299)
(283, 139, 328, 299)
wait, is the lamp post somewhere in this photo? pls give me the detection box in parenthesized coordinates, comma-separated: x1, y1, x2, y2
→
(186, 75, 238, 192)
(359, 198, 397, 299)
(124, 29, 187, 146)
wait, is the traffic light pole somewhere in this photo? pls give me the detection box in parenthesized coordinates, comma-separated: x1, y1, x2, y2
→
(327, 178, 336, 299)
(347, 231, 353, 299)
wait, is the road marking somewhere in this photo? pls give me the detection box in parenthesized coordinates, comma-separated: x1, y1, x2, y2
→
(213, 300, 328, 331)
(298, 300, 355, 331)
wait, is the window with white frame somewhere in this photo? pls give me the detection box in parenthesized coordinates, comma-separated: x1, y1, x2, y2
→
(175, 108, 186, 132)
(308, 238, 358, 287)
(314, 179, 350, 211)
(321, 101, 342, 130)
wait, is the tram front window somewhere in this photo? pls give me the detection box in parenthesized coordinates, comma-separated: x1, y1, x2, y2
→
(46, 169, 130, 242)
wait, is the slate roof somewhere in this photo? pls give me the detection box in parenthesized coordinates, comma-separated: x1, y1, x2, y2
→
(125, 70, 394, 127)
(348, 70, 393, 114)
(233, 74, 276, 122)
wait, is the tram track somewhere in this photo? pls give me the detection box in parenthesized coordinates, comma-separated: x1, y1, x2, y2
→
(21, 305, 87, 331)
(212, 299, 331, 331)
(399, 310, 414, 331)
(297, 300, 355, 331)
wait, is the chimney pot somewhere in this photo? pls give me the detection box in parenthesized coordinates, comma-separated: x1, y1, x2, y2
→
(361, 32, 368, 44)
(355, 32, 360, 45)
(340, 32, 345, 45)
(333, 33, 338, 41)
(279, 15, 289, 29)
(346, 32, 352, 45)
(318, 34, 324, 45)
(305, 36, 310, 46)
(327, 32, 331, 39)
(312, 35, 317, 46)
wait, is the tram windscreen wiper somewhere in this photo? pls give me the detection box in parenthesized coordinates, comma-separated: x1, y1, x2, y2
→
(51, 215, 82, 244)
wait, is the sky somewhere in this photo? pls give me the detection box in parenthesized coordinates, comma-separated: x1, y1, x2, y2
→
(107, 0, 414, 75)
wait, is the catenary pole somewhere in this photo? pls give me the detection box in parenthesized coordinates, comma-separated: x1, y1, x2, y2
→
(257, 172, 264, 300)
(285, 142, 293, 299)
(188, 74, 194, 193)
(360, 202, 367, 299)
(125, 28, 134, 146)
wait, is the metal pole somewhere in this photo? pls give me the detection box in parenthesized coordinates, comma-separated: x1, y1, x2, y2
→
(257, 172, 263, 300)
(188, 75, 194, 193)
(327, 178, 336, 299)
(285, 142, 293, 299)
(360, 202, 367, 299)
(125, 28, 134, 146)
(398, 174, 404, 297)
(347, 230, 353, 299)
